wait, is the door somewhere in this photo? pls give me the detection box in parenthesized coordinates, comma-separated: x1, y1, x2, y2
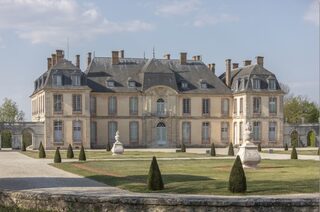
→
(156, 122, 167, 145)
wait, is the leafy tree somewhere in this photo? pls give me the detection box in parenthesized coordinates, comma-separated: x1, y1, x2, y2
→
(147, 156, 164, 191)
(228, 142, 234, 156)
(54, 147, 61, 163)
(1, 131, 12, 148)
(0, 98, 25, 122)
(291, 146, 298, 159)
(79, 145, 86, 161)
(307, 131, 316, 147)
(210, 143, 216, 156)
(181, 143, 186, 153)
(106, 142, 111, 152)
(67, 144, 74, 159)
(284, 143, 288, 151)
(257, 143, 261, 152)
(38, 142, 46, 158)
(228, 156, 247, 193)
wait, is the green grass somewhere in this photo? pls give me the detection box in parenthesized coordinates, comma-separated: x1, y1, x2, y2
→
(21, 150, 217, 159)
(52, 159, 320, 195)
(262, 149, 318, 155)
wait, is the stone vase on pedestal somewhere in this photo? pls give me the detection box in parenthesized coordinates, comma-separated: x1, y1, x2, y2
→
(111, 131, 124, 155)
(237, 123, 261, 168)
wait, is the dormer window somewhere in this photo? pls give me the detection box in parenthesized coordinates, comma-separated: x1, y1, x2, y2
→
(53, 74, 62, 86)
(128, 81, 136, 88)
(268, 79, 276, 90)
(199, 79, 207, 89)
(72, 75, 81, 86)
(107, 80, 115, 88)
(181, 82, 188, 89)
(252, 79, 260, 90)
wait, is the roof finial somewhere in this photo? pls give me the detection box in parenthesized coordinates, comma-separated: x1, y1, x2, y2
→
(152, 46, 155, 59)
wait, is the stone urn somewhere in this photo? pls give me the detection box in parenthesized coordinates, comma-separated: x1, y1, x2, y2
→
(237, 122, 261, 168)
(111, 131, 124, 155)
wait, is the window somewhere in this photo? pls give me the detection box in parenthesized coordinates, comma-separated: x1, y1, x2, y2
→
(239, 122, 243, 141)
(72, 95, 82, 112)
(156, 122, 167, 144)
(268, 79, 276, 90)
(253, 97, 261, 114)
(240, 98, 243, 114)
(252, 79, 260, 89)
(269, 122, 277, 141)
(157, 98, 165, 115)
(53, 75, 62, 86)
(54, 120, 63, 143)
(90, 96, 96, 115)
(73, 121, 82, 143)
(128, 81, 136, 88)
(181, 82, 188, 89)
(202, 122, 210, 143)
(221, 122, 229, 141)
(129, 121, 139, 143)
(233, 98, 237, 114)
(253, 121, 261, 141)
(202, 99, 210, 115)
(269, 97, 277, 114)
(71, 75, 81, 86)
(221, 98, 229, 115)
(182, 122, 191, 144)
(108, 121, 118, 144)
(130, 97, 138, 115)
(53, 94, 63, 113)
(183, 98, 191, 114)
(90, 122, 97, 145)
(107, 80, 115, 88)
(200, 82, 207, 89)
(108, 96, 117, 115)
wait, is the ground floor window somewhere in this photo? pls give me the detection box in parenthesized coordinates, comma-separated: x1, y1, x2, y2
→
(54, 120, 63, 143)
(202, 122, 210, 144)
(129, 121, 139, 143)
(221, 122, 229, 141)
(108, 121, 118, 144)
(269, 122, 276, 141)
(182, 122, 191, 144)
(253, 121, 261, 141)
(73, 121, 82, 143)
(90, 122, 97, 145)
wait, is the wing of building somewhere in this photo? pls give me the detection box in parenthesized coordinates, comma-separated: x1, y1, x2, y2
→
(30, 50, 284, 149)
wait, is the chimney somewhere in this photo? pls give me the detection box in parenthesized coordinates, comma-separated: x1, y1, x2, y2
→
(87, 52, 92, 67)
(256, 56, 264, 66)
(47, 58, 52, 70)
(232, 63, 239, 69)
(164, 54, 170, 60)
(196, 55, 201, 61)
(192, 56, 197, 61)
(56, 50, 64, 62)
(112, 51, 119, 65)
(208, 63, 215, 75)
(76, 55, 80, 68)
(119, 50, 124, 59)
(180, 52, 187, 65)
(51, 54, 57, 66)
(243, 60, 252, 66)
(225, 59, 231, 87)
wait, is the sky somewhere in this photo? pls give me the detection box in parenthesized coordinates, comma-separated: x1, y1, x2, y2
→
(0, 0, 319, 120)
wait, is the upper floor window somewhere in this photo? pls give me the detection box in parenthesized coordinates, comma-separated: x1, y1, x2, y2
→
(90, 96, 97, 115)
(240, 98, 243, 114)
(252, 79, 261, 89)
(53, 75, 62, 86)
(129, 97, 138, 115)
(221, 98, 229, 115)
(233, 98, 237, 114)
(53, 94, 63, 113)
(200, 82, 207, 89)
(202, 98, 210, 115)
(268, 79, 276, 90)
(269, 97, 277, 114)
(157, 98, 165, 115)
(128, 81, 136, 88)
(106, 80, 115, 88)
(253, 97, 261, 114)
(72, 75, 81, 86)
(108, 96, 117, 115)
(183, 98, 191, 114)
(72, 94, 82, 112)
(181, 82, 188, 89)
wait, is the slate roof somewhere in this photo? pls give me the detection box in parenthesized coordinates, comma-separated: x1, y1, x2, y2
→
(86, 57, 231, 94)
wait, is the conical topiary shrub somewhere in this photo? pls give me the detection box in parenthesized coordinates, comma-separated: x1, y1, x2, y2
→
(147, 156, 164, 191)
(106, 142, 111, 152)
(67, 144, 74, 159)
(181, 143, 186, 153)
(210, 142, 216, 156)
(38, 142, 46, 158)
(54, 147, 61, 163)
(79, 145, 86, 161)
(291, 146, 298, 159)
(284, 143, 288, 151)
(228, 155, 247, 193)
(228, 142, 234, 156)
(257, 143, 261, 152)
(21, 141, 26, 152)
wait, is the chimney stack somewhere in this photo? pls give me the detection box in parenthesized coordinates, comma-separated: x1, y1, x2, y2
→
(180, 52, 187, 65)
(119, 50, 124, 59)
(164, 54, 170, 60)
(256, 56, 264, 66)
(232, 63, 239, 69)
(208, 63, 215, 75)
(51, 54, 57, 66)
(47, 58, 52, 70)
(56, 50, 64, 62)
(225, 59, 231, 87)
(192, 56, 197, 61)
(243, 60, 252, 66)
(112, 51, 119, 65)
(87, 52, 92, 67)
(76, 55, 80, 68)
(196, 55, 201, 61)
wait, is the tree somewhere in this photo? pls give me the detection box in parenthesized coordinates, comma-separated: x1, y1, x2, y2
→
(79, 145, 86, 161)
(67, 144, 74, 159)
(181, 143, 186, 153)
(54, 147, 61, 163)
(147, 156, 164, 191)
(228, 156, 247, 193)
(291, 146, 298, 159)
(317, 147, 320, 156)
(228, 143, 234, 156)
(0, 98, 25, 122)
(284, 143, 288, 151)
(21, 141, 26, 151)
(106, 142, 111, 152)
(257, 143, 262, 152)
(38, 142, 46, 158)
(210, 143, 216, 156)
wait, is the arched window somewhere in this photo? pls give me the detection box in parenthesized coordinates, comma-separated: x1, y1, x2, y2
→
(157, 98, 165, 115)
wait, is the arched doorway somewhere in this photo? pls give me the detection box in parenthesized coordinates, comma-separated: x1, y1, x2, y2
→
(156, 122, 167, 145)
(291, 130, 299, 147)
(307, 131, 316, 147)
(1, 130, 12, 148)
(22, 129, 33, 148)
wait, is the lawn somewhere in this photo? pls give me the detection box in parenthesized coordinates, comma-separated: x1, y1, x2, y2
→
(262, 149, 319, 155)
(52, 159, 320, 195)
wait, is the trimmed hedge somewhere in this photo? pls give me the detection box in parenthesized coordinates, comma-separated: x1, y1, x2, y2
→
(317, 147, 320, 156)
(228, 142, 234, 156)
(210, 143, 216, 156)
(284, 143, 288, 151)
(54, 147, 61, 163)
(79, 145, 86, 161)
(147, 156, 164, 191)
(67, 144, 74, 159)
(291, 146, 298, 159)
(21, 141, 26, 152)
(228, 155, 247, 193)
(181, 143, 186, 153)
(38, 142, 46, 158)
(106, 142, 111, 152)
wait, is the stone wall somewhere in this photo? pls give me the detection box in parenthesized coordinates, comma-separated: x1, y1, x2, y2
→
(0, 190, 318, 212)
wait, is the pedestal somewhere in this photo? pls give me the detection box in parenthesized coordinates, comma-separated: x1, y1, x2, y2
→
(237, 141, 261, 168)
(111, 141, 124, 155)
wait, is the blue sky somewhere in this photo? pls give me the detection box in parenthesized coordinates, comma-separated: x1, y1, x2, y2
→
(0, 0, 318, 120)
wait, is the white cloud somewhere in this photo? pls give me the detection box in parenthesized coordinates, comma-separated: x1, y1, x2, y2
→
(155, 0, 201, 16)
(0, 0, 154, 45)
(304, 0, 319, 26)
(193, 13, 239, 27)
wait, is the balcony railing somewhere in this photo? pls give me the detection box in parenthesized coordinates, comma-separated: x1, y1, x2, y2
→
(143, 111, 171, 118)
